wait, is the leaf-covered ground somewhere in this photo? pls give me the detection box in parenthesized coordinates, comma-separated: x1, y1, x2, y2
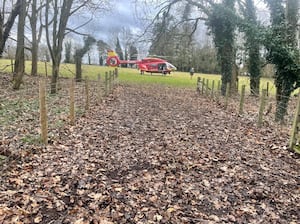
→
(0, 81, 299, 223)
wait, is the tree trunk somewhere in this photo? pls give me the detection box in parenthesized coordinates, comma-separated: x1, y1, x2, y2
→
(275, 78, 293, 122)
(30, 0, 39, 76)
(244, 0, 261, 96)
(230, 63, 239, 94)
(248, 44, 261, 96)
(88, 53, 91, 65)
(75, 55, 82, 82)
(286, 0, 298, 47)
(75, 36, 96, 82)
(266, 0, 299, 122)
(220, 43, 234, 95)
(0, 0, 22, 57)
(31, 44, 38, 76)
(12, 0, 26, 90)
(50, 62, 59, 94)
(208, 0, 236, 96)
(45, 0, 74, 94)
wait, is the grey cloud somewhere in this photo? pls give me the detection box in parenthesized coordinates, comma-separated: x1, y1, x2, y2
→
(69, 0, 141, 41)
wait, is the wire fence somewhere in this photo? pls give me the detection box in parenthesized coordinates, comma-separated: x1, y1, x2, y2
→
(1, 70, 299, 167)
(196, 77, 299, 129)
(0, 69, 118, 167)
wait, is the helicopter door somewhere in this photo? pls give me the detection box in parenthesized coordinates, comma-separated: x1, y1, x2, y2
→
(158, 63, 166, 72)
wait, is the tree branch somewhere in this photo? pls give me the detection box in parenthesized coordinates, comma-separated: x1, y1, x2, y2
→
(65, 17, 93, 35)
(69, 0, 89, 16)
(65, 27, 89, 36)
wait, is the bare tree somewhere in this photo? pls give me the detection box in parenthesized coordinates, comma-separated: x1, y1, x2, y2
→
(44, 0, 110, 93)
(28, 0, 45, 76)
(12, 0, 26, 90)
(0, 0, 22, 57)
(44, 0, 73, 93)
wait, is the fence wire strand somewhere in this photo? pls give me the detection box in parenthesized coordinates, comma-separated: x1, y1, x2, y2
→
(0, 71, 117, 166)
(196, 78, 299, 127)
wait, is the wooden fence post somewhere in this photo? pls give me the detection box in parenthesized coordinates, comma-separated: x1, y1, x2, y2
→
(266, 82, 269, 97)
(211, 80, 215, 98)
(114, 68, 119, 86)
(97, 74, 102, 103)
(11, 59, 14, 73)
(202, 78, 205, 95)
(197, 77, 201, 94)
(105, 72, 108, 96)
(44, 61, 48, 77)
(224, 83, 230, 109)
(289, 93, 300, 153)
(206, 79, 209, 96)
(69, 79, 75, 125)
(39, 78, 47, 144)
(258, 89, 267, 127)
(109, 71, 112, 93)
(111, 70, 115, 90)
(85, 76, 89, 111)
(239, 85, 246, 114)
(115, 68, 119, 78)
(216, 80, 221, 102)
(111, 70, 114, 92)
(217, 80, 221, 92)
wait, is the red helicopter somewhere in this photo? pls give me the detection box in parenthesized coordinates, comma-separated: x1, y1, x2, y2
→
(106, 50, 177, 75)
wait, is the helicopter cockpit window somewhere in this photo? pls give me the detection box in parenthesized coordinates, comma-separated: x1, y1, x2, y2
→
(166, 62, 177, 71)
(158, 63, 165, 71)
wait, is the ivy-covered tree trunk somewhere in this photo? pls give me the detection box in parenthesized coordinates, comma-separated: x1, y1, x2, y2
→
(220, 43, 234, 95)
(75, 36, 96, 82)
(248, 46, 260, 96)
(243, 0, 261, 96)
(231, 63, 239, 93)
(274, 76, 294, 122)
(264, 0, 300, 122)
(207, 0, 236, 95)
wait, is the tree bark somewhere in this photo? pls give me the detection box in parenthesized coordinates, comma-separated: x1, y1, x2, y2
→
(220, 43, 234, 95)
(12, 0, 26, 90)
(29, 0, 43, 76)
(46, 0, 74, 94)
(249, 47, 260, 96)
(50, 61, 59, 93)
(0, 0, 22, 57)
(75, 36, 96, 82)
(265, 0, 300, 122)
(244, 0, 261, 96)
(75, 55, 82, 82)
(275, 78, 293, 122)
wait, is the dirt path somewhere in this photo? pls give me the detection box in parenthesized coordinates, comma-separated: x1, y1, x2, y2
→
(0, 84, 299, 223)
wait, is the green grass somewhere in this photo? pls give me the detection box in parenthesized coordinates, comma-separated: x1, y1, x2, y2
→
(0, 59, 276, 95)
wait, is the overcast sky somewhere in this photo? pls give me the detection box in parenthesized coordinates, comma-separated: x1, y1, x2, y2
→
(73, 0, 142, 43)
(70, 0, 270, 39)
(71, 0, 270, 62)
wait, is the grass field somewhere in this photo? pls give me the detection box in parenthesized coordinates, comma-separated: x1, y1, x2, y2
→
(0, 59, 276, 95)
